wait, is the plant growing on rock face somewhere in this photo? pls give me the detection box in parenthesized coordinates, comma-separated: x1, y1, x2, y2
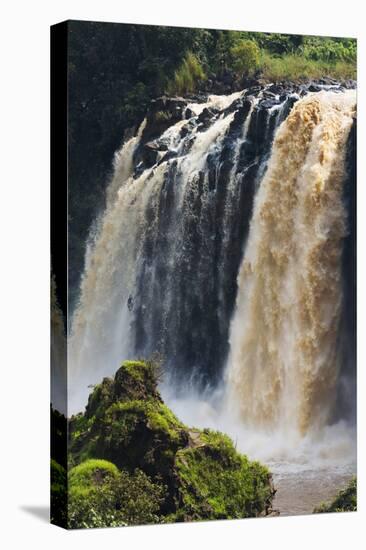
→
(314, 477, 357, 513)
(230, 39, 260, 76)
(172, 429, 274, 521)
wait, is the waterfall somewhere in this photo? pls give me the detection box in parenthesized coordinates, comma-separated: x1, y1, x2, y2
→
(226, 90, 356, 436)
(69, 90, 252, 411)
(69, 84, 355, 429)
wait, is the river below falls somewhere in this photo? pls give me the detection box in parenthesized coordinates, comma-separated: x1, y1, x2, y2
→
(269, 463, 355, 515)
(162, 388, 356, 516)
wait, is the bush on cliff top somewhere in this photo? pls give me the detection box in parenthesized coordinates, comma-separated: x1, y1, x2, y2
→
(230, 39, 260, 76)
(68, 359, 275, 527)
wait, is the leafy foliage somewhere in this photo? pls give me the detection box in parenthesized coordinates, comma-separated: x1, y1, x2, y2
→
(68, 461, 165, 528)
(230, 40, 260, 75)
(300, 37, 356, 63)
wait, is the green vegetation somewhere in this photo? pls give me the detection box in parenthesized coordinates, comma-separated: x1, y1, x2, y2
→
(230, 39, 260, 76)
(314, 477, 357, 513)
(69, 459, 119, 492)
(167, 51, 206, 95)
(67, 358, 275, 528)
(260, 51, 356, 81)
(68, 461, 165, 528)
(174, 429, 272, 521)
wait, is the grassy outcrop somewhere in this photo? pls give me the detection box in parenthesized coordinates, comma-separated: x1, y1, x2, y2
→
(68, 459, 164, 528)
(68, 359, 275, 527)
(174, 429, 273, 521)
(314, 477, 357, 513)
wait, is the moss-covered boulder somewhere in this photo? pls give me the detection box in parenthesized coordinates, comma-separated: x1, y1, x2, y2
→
(69, 359, 275, 524)
(314, 477, 357, 513)
(69, 459, 119, 496)
(174, 430, 273, 521)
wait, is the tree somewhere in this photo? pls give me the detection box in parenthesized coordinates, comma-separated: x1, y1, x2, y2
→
(230, 39, 260, 76)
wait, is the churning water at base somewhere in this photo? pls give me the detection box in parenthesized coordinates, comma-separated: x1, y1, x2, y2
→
(161, 384, 356, 514)
(69, 85, 356, 514)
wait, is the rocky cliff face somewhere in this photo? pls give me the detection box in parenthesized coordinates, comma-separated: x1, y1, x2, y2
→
(66, 360, 276, 527)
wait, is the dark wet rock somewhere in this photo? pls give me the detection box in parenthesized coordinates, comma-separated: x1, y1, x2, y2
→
(141, 96, 188, 144)
(180, 125, 190, 138)
(140, 141, 161, 167)
(229, 99, 252, 133)
(197, 107, 216, 124)
(262, 90, 278, 99)
(221, 69, 235, 86)
(267, 83, 285, 95)
(308, 83, 323, 92)
(158, 149, 178, 165)
(196, 107, 217, 131)
(260, 98, 281, 109)
(184, 107, 195, 119)
(223, 96, 244, 115)
(244, 85, 264, 97)
(241, 76, 267, 89)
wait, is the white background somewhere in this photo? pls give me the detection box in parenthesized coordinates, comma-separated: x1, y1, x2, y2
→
(0, 0, 364, 548)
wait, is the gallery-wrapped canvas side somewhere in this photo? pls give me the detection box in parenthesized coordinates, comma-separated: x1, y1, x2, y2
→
(51, 21, 68, 529)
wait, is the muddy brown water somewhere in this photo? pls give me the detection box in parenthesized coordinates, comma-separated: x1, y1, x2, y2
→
(269, 464, 355, 516)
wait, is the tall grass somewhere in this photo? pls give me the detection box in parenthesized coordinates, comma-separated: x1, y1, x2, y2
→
(259, 51, 356, 81)
(168, 52, 206, 96)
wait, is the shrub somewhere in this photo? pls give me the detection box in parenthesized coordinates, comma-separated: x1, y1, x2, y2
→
(230, 39, 260, 76)
(68, 460, 165, 528)
(300, 37, 356, 63)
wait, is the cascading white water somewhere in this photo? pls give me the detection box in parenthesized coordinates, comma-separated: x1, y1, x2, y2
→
(69, 91, 244, 412)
